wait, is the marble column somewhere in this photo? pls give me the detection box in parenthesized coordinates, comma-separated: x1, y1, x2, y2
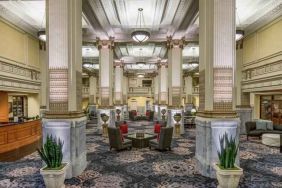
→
(158, 61, 168, 121)
(184, 74, 193, 105)
(122, 75, 128, 120)
(167, 38, 185, 134)
(97, 39, 115, 130)
(154, 74, 159, 120)
(88, 74, 97, 122)
(114, 61, 124, 121)
(196, 0, 240, 178)
(235, 40, 252, 134)
(43, 0, 86, 178)
(39, 41, 47, 117)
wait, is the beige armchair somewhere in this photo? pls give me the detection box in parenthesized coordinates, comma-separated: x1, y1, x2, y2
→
(149, 127, 173, 151)
(108, 127, 132, 151)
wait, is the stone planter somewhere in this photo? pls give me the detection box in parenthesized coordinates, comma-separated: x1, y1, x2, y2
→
(40, 163, 69, 188)
(214, 164, 243, 188)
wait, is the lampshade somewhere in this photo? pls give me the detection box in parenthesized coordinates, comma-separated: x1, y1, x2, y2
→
(137, 73, 145, 78)
(131, 31, 150, 43)
(136, 61, 146, 68)
(38, 31, 46, 41)
(236, 30, 244, 41)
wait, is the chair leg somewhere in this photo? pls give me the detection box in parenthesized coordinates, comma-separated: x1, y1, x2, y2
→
(169, 147, 171, 151)
(247, 136, 249, 141)
(149, 146, 151, 150)
(110, 147, 112, 151)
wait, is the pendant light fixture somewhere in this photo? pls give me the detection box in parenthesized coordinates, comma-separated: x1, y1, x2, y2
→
(37, 7, 46, 41)
(235, 8, 244, 41)
(136, 48, 146, 68)
(131, 8, 150, 43)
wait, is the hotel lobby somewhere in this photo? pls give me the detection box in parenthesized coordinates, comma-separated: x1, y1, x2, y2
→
(0, 0, 281, 187)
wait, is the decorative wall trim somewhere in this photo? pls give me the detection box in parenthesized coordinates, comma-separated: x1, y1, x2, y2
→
(243, 51, 282, 69)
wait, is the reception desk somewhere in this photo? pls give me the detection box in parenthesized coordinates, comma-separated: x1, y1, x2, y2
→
(0, 120, 42, 161)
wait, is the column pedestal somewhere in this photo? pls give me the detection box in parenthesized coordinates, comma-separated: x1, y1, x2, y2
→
(236, 106, 252, 134)
(195, 116, 240, 178)
(167, 108, 185, 135)
(97, 108, 115, 133)
(153, 104, 159, 121)
(42, 114, 87, 178)
(88, 104, 97, 124)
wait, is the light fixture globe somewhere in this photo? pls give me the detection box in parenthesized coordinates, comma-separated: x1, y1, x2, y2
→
(37, 30, 46, 41)
(131, 30, 150, 43)
(236, 30, 244, 41)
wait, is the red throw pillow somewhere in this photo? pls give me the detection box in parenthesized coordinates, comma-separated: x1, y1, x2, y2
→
(154, 124, 161, 133)
(120, 124, 128, 134)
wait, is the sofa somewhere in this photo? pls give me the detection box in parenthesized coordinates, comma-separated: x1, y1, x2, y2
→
(245, 120, 282, 140)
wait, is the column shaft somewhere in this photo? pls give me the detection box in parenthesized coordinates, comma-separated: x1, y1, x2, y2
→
(158, 63, 168, 105)
(89, 75, 97, 105)
(98, 40, 114, 107)
(114, 64, 123, 105)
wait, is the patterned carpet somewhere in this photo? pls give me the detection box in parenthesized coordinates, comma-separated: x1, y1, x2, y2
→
(0, 121, 281, 188)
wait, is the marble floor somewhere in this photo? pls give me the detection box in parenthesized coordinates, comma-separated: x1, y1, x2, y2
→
(0, 121, 281, 188)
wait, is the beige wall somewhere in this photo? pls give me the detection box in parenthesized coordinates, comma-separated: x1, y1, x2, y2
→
(0, 19, 40, 70)
(128, 97, 153, 113)
(243, 17, 282, 65)
(27, 94, 40, 117)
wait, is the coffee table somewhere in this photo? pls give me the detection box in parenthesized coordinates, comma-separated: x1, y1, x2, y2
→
(124, 133, 157, 148)
(262, 133, 281, 147)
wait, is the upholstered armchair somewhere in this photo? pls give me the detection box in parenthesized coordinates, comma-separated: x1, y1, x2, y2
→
(108, 127, 132, 151)
(149, 127, 173, 151)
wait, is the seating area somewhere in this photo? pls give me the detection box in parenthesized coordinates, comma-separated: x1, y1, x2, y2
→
(0, 121, 281, 187)
(245, 120, 282, 140)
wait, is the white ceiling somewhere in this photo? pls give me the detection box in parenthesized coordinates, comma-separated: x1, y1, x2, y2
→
(0, 0, 281, 73)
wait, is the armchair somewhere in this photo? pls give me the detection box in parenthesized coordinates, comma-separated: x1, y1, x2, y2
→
(149, 127, 173, 151)
(108, 127, 132, 151)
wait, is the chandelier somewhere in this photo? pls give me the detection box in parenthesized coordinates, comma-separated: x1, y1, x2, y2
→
(131, 8, 150, 43)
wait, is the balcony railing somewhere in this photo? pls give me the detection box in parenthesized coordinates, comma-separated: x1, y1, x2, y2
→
(128, 87, 153, 96)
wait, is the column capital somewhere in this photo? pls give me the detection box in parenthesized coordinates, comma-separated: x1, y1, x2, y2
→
(97, 37, 115, 50)
(157, 60, 168, 69)
(166, 36, 185, 49)
(114, 60, 124, 68)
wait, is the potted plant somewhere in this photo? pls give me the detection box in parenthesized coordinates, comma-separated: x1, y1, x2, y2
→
(116, 109, 121, 121)
(101, 113, 109, 137)
(173, 113, 182, 137)
(38, 135, 68, 188)
(161, 109, 166, 121)
(214, 132, 243, 188)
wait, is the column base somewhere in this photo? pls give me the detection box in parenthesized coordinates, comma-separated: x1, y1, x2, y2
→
(42, 115, 87, 178)
(167, 108, 184, 135)
(236, 105, 252, 135)
(195, 116, 240, 178)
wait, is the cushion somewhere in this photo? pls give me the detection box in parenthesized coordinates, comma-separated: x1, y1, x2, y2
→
(120, 124, 128, 134)
(266, 121, 273, 130)
(256, 120, 267, 130)
(154, 124, 161, 133)
(249, 129, 264, 136)
(274, 125, 282, 131)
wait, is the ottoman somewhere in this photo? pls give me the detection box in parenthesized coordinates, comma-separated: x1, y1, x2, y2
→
(262, 133, 281, 147)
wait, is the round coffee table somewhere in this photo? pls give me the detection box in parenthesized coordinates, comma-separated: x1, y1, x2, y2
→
(262, 133, 281, 147)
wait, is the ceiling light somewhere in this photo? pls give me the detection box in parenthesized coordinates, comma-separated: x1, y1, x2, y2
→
(137, 73, 145, 78)
(236, 30, 244, 41)
(131, 8, 150, 43)
(136, 61, 146, 68)
(38, 30, 46, 41)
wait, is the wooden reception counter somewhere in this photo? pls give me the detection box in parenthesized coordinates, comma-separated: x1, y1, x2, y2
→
(0, 120, 42, 161)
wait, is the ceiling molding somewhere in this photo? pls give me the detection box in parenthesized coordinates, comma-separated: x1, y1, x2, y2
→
(245, 3, 282, 35)
(0, 4, 38, 37)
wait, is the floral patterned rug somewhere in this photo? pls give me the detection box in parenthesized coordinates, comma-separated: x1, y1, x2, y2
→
(0, 121, 281, 188)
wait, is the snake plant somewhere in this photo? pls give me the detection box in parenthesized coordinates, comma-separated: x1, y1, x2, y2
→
(37, 135, 64, 169)
(217, 132, 239, 169)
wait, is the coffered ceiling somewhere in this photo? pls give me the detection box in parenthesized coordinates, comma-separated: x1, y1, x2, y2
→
(82, 0, 199, 42)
